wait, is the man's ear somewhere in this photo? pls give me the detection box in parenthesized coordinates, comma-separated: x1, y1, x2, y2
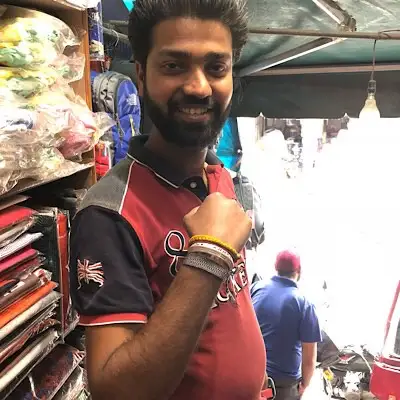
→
(136, 61, 145, 96)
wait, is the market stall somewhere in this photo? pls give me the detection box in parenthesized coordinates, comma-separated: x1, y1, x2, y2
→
(0, 0, 107, 398)
(103, 0, 400, 119)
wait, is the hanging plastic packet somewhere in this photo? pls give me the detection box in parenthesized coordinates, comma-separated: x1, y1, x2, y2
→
(28, 85, 115, 160)
(0, 52, 85, 98)
(0, 105, 65, 147)
(58, 106, 115, 160)
(0, 5, 80, 68)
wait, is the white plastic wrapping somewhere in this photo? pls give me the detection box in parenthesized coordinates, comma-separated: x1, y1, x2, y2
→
(0, 6, 80, 68)
(0, 52, 85, 98)
(0, 5, 115, 196)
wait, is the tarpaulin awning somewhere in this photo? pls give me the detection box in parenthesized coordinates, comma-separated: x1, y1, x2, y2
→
(104, 0, 400, 118)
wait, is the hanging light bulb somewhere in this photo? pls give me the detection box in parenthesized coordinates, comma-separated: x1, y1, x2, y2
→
(359, 79, 380, 120)
(358, 38, 381, 123)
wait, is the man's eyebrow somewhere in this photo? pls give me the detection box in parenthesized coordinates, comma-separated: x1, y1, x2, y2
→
(157, 49, 231, 61)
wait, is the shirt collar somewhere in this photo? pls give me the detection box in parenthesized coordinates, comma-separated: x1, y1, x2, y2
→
(127, 135, 223, 188)
(272, 275, 298, 288)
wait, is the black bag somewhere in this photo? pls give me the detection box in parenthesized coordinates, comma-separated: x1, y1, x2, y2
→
(233, 172, 265, 250)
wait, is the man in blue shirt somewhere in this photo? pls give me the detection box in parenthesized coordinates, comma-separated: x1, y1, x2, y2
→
(251, 250, 322, 399)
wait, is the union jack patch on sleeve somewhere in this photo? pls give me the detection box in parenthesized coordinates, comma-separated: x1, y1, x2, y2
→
(77, 259, 105, 289)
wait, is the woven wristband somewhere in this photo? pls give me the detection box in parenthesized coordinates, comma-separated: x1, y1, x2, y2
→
(183, 252, 230, 281)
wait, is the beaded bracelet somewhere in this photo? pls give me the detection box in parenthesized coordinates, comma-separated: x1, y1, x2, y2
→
(189, 235, 241, 261)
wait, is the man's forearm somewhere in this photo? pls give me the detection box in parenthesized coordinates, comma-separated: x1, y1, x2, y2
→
(91, 265, 222, 400)
(301, 360, 316, 388)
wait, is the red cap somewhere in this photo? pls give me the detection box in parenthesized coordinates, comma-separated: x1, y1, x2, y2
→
(275, 250, 301, 273)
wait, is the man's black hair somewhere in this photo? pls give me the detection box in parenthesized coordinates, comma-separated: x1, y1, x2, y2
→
(128, 0, 248, 65)
(277, 270, 300, 280)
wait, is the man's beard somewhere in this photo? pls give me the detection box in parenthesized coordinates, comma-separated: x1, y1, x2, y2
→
(143, 85, 231, 149)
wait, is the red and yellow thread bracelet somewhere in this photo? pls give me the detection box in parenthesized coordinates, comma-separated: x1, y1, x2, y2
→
(189, 235, 241, 261)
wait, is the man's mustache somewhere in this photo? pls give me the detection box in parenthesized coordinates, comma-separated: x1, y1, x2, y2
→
(169, 95, 216, 109)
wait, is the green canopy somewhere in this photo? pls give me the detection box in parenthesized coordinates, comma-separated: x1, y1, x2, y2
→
(232, 0, 400, 118)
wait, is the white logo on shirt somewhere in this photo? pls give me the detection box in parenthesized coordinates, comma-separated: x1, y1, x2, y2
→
(77, 259, 105, 289)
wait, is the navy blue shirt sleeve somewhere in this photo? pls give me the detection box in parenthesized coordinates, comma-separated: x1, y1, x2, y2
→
(299, 301, 322, 343)
(69, 205, 154, 326)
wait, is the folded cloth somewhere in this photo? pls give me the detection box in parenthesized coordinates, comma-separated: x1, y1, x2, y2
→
(0, 281, 57, 329)
(8, 344, 85, 400)
(0, 329, 59, 394)
(0, 206, 35, 231)
(0, 232, 42, 262)
(0, 256, 43, 283)
(0, 291, 60, 341)
(0, 268, 51, 313)
(0, 247, 38, 276)
(0, 219, 35, 249)
(0, 305, 58, 364)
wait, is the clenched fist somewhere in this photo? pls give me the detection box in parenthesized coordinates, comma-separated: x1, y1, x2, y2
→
(183, 192, 252, 253)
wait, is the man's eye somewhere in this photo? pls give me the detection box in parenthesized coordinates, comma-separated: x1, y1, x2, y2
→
(163, 62, 183, 71)
(208, 64, 228, 75)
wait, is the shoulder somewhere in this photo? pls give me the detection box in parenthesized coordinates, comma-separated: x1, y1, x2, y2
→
(79, 158, 135, 214)
(72, 205, 141, 252)
(250, 279, 270, 296)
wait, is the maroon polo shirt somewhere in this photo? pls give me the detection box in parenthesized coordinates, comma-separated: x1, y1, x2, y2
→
(70, 135, 266, 399)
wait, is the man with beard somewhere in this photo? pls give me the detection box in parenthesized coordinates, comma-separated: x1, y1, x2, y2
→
(69, 1, 268, 399)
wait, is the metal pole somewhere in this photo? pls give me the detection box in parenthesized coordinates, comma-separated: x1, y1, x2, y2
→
(248, 27, 400, 40)
(103, 27, 130, 45)
(249, 63, 400, 76)
(108, 20, 129, 27)
(236, 37, 343, 77)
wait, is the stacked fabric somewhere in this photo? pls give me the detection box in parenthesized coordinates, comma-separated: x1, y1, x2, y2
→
(8, 344, 86, 400)
(0, 204, 61, 398)
(29, 206, 80, 336)
(0, 5, 114, 195)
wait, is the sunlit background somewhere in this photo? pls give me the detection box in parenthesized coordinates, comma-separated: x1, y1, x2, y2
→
(241, 117, 400, 352)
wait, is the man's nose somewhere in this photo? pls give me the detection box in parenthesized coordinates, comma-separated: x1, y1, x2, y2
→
(183, 68, 212, 99)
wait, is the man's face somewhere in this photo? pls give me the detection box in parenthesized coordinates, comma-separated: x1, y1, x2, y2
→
(136, 18, 234, 148)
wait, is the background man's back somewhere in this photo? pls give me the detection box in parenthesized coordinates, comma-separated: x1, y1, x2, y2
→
(251, 250, 321, 399)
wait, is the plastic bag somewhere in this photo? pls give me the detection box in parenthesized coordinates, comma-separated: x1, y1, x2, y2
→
(54, 366, 85, 400)
(0, 171, 16, 195)
(58, 109, 115, 159)
(0, 158, 89, 196)
(51, 52, 85, 84)
(0, 147, 65, 195)
(28, 86, 115, 159)
(8, 344, 85, 400)
(0, 6, 79, 68)
(0, 106, 66, 146)
(0, 66, 60, 97)
(0, 329, 59, 393)
(0, 53, 85, 98)
(0, 144, 63, 173)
